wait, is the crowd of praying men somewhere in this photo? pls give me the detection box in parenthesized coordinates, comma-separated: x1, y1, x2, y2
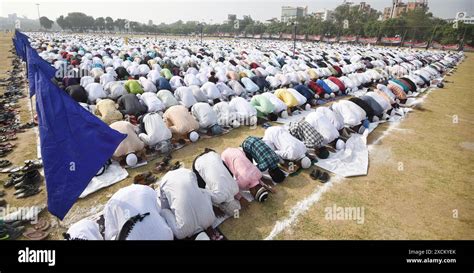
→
(26, 33, 463, 240)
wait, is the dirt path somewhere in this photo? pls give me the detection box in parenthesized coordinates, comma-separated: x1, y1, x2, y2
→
(0, 32, 45, 241)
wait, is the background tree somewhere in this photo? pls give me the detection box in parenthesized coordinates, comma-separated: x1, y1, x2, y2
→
(95, 17, 106, 31)
(39, 16, 54, 30)
(114, 18, 126, 32)
(56, 15, 68, 30)
(49, 5, 473, 46)
(105, 17, 114, 32)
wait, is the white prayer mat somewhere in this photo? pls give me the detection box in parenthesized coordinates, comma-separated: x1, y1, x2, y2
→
(79, 162, 128, 198)
(314, 132, 369, 177)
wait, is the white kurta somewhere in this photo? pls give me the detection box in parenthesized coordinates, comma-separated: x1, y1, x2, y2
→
(157, 90, 179, 109)
(227, 80, 246, 96)
(213, 101, 236, 126)
(261, 92, 287, 114)
(331, 100, 367, 127)
(229, 97, 257, 120)
(147, 70, 161, 85)
(191, 102, 218, 129)
(104, 81, 127, 100)
(184, 74, 201, 87)
(286, 88, 307, 105)
(216, 82, 235, 98)
(169, 76, 184, 90)
(315, 106, 345, 131)
(103, 184, 173, 240)
(241, 77, 260, 93)
(66, 219, 103, 240)
(100, 73, 115, 86)
(174, 86, 197, 108)
(139, 77, 157, 93)
(365, 92, 391, 111)
(138, 113, 172, 146)
(85, 83, 107, 103)
(201, 82, 221, 100)
(189, 85, 208, 102)
(194, 151, 240, 215)
(305, 112, 340, 145)
(159, 169, 216, 239)
(139, 92, 165, 113)
(80, 76, 95, 88)
(262, 126, 307, 161)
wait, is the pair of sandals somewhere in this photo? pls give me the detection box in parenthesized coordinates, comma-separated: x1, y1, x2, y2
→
(207, 228, 224, 241)
(20, 160, 43, 172)
(0, 135, 16, 143)
(154, 154, 175, 173)
(0, 159, 12, 168)
(133, 171, 156, 185)
(0, 147, 13, 157)
(10, 170, 43, 198)
(155, 161, 181, 173)
(0, 221, 25, 240)
(0, 142, 15, 148)
(15, 185, 42, 199)
(310, 169, 330, 183)
(23, 219, 50, 240)
(19, 122, 35, 129)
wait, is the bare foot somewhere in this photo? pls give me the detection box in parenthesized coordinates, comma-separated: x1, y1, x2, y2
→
(239, 198, 250, 210)
(212, 206, 225, 218)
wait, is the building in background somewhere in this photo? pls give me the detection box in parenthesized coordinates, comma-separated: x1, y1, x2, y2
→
(383, 0, 428, 20)
(7, 13, 18, 22)
(281, 6, 308, 23)
(358, 2, 374, 13)
(265, 18, 279, 25)
(446, 12, 474, 24)
(313, 9, 334, 22)
(224, 14, 237, 24)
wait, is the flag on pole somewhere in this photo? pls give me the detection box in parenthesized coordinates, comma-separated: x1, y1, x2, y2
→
(35, 68, 126, 220)
(26, 46, 57, 97)
(14, 30, 30, 61)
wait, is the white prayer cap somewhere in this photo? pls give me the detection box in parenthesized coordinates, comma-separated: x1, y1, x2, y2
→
(231, 120, 240, 128)
(300, 157, 311, 169)
(305, 104, 311, 111)
(189, 131, 199, 142)
(280, 110, 289, 119)
(195, 232, 210, 240)
(126, 153, 138, 167)
(336, 139, 345, 150)
(249, 116, 258, 126)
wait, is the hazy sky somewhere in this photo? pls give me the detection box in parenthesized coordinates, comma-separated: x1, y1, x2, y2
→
(1, 0, 473, 24)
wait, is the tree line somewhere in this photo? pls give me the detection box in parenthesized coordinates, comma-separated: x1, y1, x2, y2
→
(38, 3, 473, 46)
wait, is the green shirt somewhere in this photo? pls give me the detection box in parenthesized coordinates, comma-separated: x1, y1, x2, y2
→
(124, 80, 144, 95)
(161, 68, 173, 80)
(251, 95, 275, 118)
